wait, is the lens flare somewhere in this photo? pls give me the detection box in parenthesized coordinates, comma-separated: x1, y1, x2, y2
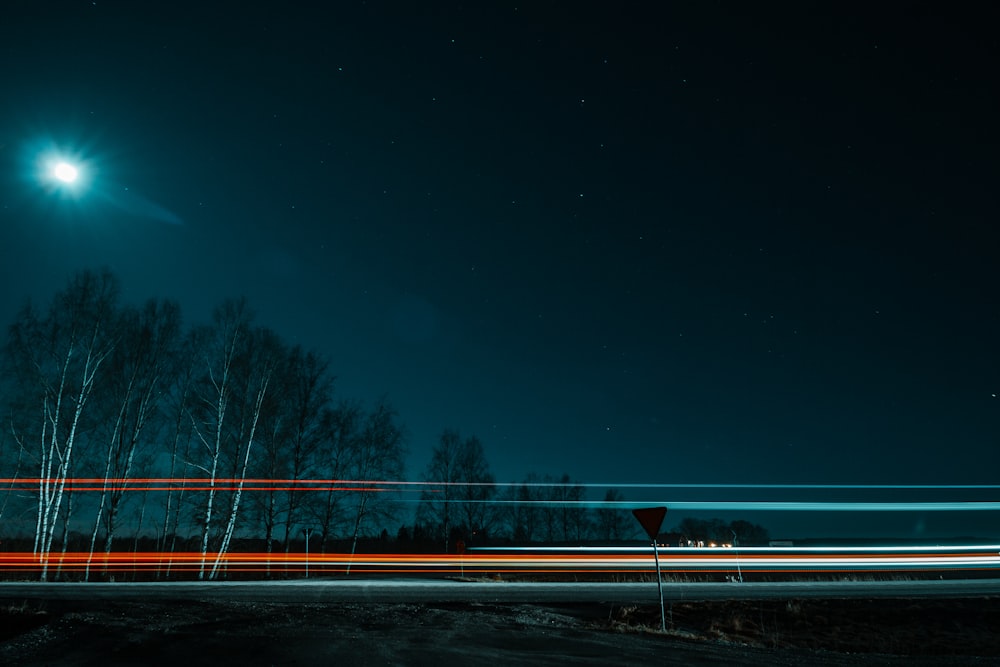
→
(52, 161, 79, 183)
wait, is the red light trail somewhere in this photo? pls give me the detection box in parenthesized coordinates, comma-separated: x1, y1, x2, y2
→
(2, 546, 998, 577)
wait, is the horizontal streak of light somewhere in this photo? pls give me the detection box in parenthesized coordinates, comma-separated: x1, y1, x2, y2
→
(3, 550, 1000, 574)
(621, 501, 1000, 511)
(6, 479, 993, 508)
(51, 487, 391, 493)
(474, 544, 1000, 553)
(0, 478, 426, 485)
(4, 479, 997, 512)
(3, 479, 999, 490)
(399, 500, 1000, 511)
(3, 478, 410, 492)
(4, 495, 995, 511)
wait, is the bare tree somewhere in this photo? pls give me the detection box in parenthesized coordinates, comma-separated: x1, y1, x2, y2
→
(186, 299, 281, 580)
(499, 473, 545, 543)
(416, 430, 460, 551)
(311, 400, 361, 553)
(250, 375, 288, 566)
(84, 299, 181, 579)
(595, 488, 630, 541)
(186, 308, 241, 580)
(5, 269, 120, 580)
(0, 430, 23, 524)
(247, 345, 332, 569)
(157, 333, 198, 576)
(417, 429, 495, 551)
(273, 347, 333, 555)
(728, 519, 770, 546)
(550, 474, 588, 542)
(345, 398, 405, 569)
(209, 325, 282, 579)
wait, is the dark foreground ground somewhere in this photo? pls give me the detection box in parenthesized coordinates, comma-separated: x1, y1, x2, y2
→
(2, 596, 999, 666)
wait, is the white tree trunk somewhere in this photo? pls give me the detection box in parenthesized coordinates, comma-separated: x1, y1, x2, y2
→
(210, 375, 270, 580)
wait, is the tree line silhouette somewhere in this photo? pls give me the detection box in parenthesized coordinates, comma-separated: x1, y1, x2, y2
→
(0, 269, 766, 581)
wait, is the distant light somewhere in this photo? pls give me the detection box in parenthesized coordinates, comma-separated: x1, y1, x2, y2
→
(52, 161, 79, 183)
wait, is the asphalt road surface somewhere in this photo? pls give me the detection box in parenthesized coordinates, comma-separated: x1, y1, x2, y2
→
(2, 578, 999, 603)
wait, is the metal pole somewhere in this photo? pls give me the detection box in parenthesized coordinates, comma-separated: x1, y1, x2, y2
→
(732, 530, 743, 583)
(303, 528, 311, 578)
(652, 540, 666, 632)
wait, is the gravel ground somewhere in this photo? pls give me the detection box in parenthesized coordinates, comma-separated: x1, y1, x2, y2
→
(2, 597, 999, 666)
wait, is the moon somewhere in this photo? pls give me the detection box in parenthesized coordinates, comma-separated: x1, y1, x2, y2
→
(52, 161, 79, 183)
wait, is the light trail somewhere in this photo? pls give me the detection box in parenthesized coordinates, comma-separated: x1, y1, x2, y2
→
(4, 479, 997, 578)
(3, 479, 997, 513)
(4, 478, 999, 491)
(1, 478, 422, 494)
(403, 499, 1000, 511)
(2, 546, 999, 577)
(539, 501, 1000, 511)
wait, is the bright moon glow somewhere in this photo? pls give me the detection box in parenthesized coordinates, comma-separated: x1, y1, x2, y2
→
(52, 161, 79, 183)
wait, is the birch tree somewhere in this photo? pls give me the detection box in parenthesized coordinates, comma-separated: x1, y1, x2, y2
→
(208, 325, 282, 580)
(5, 269, 120, 580)
(187, 298, 251, 580)
(157, 332, 197, 575)
(251, 376, 288, 565)
(84, 299, 180, 579)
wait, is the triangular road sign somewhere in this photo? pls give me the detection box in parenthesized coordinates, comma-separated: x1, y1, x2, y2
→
(631, 506, 667, 541)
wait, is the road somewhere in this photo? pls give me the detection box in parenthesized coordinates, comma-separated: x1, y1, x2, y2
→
(1, 577, 999, 604)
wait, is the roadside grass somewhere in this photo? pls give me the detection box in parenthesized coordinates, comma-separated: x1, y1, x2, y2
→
(0, 600, 49, 642)
(604, 597, 1000, 656)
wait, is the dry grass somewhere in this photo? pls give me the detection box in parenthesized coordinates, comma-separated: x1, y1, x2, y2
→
(606, 597, 1000, 656)
(3, 592, 1000, 662)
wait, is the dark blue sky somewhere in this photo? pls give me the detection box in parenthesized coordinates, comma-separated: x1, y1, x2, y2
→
(2, 1, 997, 524)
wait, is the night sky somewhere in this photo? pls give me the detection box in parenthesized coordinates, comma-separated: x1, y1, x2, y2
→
(1, 3, 997, 534)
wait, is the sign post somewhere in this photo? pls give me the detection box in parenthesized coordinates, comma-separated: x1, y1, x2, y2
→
(302, 528, 313, 578)
(631, 506, 668, 631)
